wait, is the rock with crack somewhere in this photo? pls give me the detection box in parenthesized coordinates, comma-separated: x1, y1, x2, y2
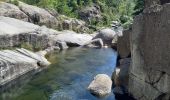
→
(88, 74, 112, 97)
(0, 48, 50, 86)
(129, 2, 170, 100)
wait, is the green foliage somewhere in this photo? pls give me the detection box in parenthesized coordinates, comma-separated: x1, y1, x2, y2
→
(20, 0, 139, 29)
(133, 0, 144, 15)
(8, 0, 19, 6)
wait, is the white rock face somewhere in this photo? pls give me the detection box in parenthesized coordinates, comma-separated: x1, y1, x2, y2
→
(0, 48, 50, 85)
(54, 31, 93, 46)
(88, 74, 112, 97)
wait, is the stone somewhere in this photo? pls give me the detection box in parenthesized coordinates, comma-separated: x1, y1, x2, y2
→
(0, 48, 50, 86)
(93, 28, 117, 45)
(56, 41, 68, 50)
(129, 3, 170, 100)
(0, 2, 28, 21)
(112, 58, 131, 87)
(18, 1, 58, 28)
(83, 38, 103, 48)
(79, 5, 102, 22)
(88, 74, 112, 97)
(54, 31, 93, 46)
(117, 29, 131, 58)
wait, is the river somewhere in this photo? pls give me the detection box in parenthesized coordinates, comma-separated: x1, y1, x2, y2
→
(0, 47, 117, 100)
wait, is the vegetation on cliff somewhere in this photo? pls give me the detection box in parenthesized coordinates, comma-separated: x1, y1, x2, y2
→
(3, 0, 144, 29)
(18, 0, 138, 28)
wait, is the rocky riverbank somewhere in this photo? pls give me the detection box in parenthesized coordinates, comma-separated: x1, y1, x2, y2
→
(0, 1, 121, 89)
(113, 0, 170, 100)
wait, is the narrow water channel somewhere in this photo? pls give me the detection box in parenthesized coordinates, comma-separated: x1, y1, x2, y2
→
(1, 47, 117, 100)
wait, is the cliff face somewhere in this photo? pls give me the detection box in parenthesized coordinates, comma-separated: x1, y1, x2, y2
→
(129, 1, 170, 99)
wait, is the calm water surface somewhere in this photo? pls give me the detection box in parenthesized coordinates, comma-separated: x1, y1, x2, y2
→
(1, 47, 117, 100)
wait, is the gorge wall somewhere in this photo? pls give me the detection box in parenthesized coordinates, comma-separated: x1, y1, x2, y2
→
(128, 0, 170, 99)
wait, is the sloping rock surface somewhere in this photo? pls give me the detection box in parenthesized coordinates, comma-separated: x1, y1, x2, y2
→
(0, 48, 50, 86)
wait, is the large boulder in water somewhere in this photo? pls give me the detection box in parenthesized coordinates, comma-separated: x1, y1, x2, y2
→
(0, 2, 29, 21)
(88, 74, 112, 97)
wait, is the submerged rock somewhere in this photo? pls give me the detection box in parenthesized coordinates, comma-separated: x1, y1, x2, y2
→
(88, 74, 112, 97)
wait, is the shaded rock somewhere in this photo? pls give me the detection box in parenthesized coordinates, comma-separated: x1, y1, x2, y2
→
(56, 41, 68, 50)
(54, 31, 93, 47)
(0, 2, 28, 21)
(88, 74, 112, 97)
(112, 58, 131, 87)
(18, 2, 58, 28)
(79, 5, 102, 22)
(0, 48, 50, 86)
(83, 38, 103, 48)
(129, 3, 170, 100)
(117, 29, 131, 58)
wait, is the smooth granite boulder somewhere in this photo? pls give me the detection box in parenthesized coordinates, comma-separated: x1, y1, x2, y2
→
(88, 74, 112, 97)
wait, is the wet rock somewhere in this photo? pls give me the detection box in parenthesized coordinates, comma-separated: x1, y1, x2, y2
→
(56, 41, 68, 50)
(112, 58, 131, 87)
(88, 74, 112, 97)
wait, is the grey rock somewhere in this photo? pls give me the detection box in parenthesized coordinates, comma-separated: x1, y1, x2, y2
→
(0, 48, 50, 85)
(117, 29, 131, 58)
(0, 2, 28, 21)
(83, 38, 103, 48)
(112, 58, 131, 87)
(88, 74, 112, 97)
(18, 2, 58, 28)
(54, 31, 93, 46)
(79, 5, 102, 22)
(56, 41, 68, 50)
(129, 3, 170, 100)
(94, 28, 117, 45)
